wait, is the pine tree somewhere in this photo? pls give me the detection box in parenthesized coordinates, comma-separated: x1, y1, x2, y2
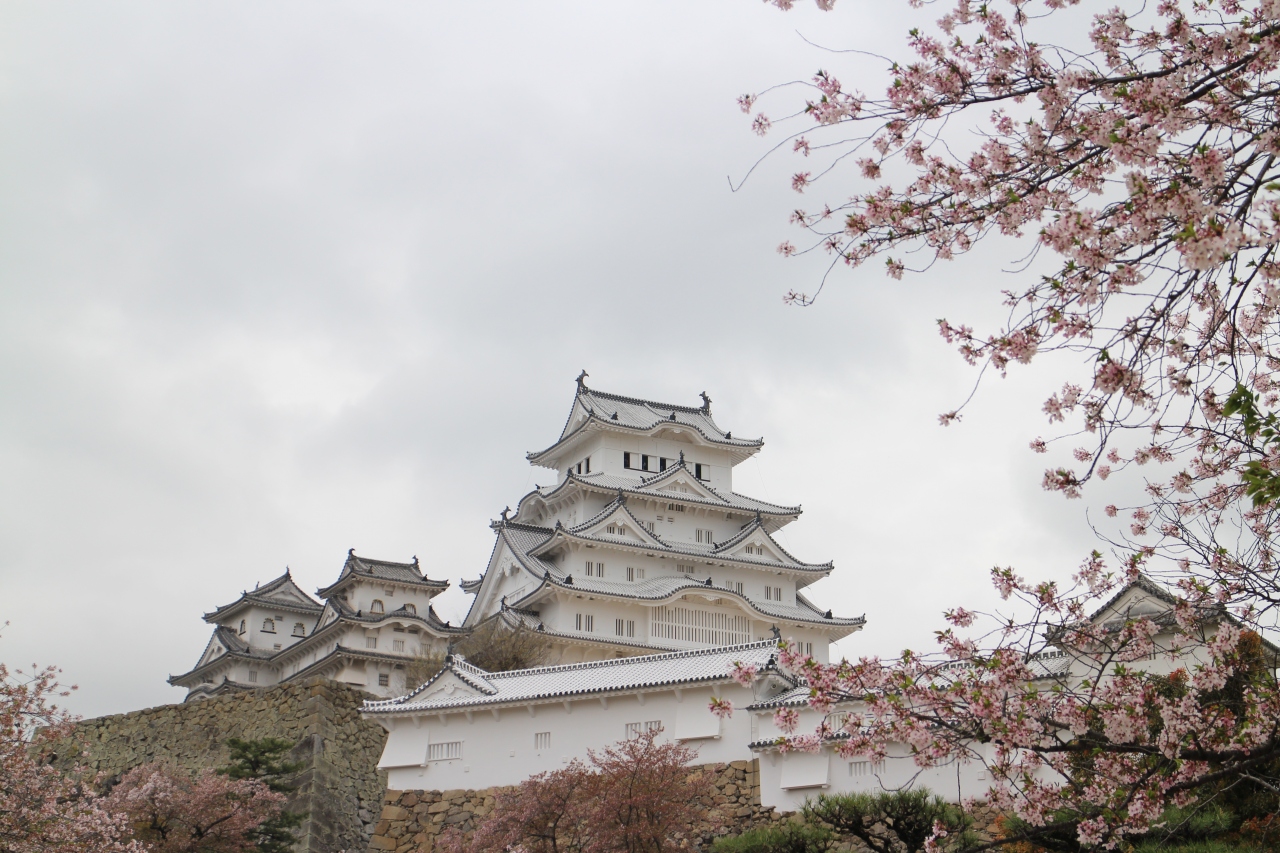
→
(218, 737, 304, 853)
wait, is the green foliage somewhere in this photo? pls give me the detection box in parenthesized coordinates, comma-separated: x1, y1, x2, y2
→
(1222, 384, 1280, 507)
(219, 737, 303, 793)
(711, 822, 836, 853)
(802, 789, 974, 853)
(1132, 841, 1266, 853)
(218, 737, 304, 853)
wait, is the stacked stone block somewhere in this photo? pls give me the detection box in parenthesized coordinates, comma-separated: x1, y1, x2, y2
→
(63, 679, 388, 853)
(370, 759, 781, 853)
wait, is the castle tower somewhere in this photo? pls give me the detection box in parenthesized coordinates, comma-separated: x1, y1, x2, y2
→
(461, 375, 864, 664)
(169, 552, 466, 700)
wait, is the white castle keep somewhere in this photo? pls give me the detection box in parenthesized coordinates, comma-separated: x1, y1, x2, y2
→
(460, 373, 864, 664)
(170, 376, 861, 701)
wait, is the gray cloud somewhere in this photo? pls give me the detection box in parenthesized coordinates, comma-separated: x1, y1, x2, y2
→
(0, 0, 1107, 716)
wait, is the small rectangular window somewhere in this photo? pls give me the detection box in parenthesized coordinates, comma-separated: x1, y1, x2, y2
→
(584, 561, 604, 578)
(427, 741, 462, 761)
(585, 456, 590, 473)
(377, 673, 390, 687)
(626, 720, 663, 738)
(273, 643, 282, 650)
(804, 642, 814, 657)
(366, 636, 378, 649)
(576, 613, 594, 632)
(849, 760, 884, 777)
(696, 528, 714, 544)
(392, 639, 405, 652)
(534, 732, 551, 751)
(419, 644, 432, 656)
(659, 456, 669, 471)
(606, 524, 617, 535)
(623, 452, 633, 469)
(626, 566, 644, 581)
(676, 564, 696, 574)
(694, 463, 709, 480)
(645, 521, 655, 533)
(248, 670, 258, 683)
(641, 455, 651, 471)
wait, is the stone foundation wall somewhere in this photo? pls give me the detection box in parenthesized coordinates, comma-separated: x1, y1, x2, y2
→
(63, 679, 388, 853)
(370, 759, 782, 852)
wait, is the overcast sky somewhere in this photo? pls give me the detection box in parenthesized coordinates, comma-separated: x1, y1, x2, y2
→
(0, 1, 1133, 718)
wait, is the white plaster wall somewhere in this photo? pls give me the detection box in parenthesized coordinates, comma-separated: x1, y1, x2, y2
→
(756, 743, 998, 812)
(378, 683, 757, 791)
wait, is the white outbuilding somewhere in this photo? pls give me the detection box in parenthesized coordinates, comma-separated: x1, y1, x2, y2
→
(364, 640, 793, 791)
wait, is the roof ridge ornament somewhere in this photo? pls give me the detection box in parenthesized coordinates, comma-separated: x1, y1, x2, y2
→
(678, 450, 685, 464)
(700, 391, 711, 413)
(575, 369, 589, 390)
(770, 625, 781, 640)
(412, 555, 419, 568)
(500, 506, 511, 522)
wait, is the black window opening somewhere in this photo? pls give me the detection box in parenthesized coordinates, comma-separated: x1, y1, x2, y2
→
(624, 453, 665, 472)
(574, 457, 591, 475)
(694, 463, 709, 480)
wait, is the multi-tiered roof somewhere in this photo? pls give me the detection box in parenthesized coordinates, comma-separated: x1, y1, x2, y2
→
(462, 375, 863, 663)
(170, 551, 464, 701)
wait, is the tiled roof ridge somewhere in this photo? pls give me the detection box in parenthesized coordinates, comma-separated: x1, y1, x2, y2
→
(513, 566, 862, 628)
(529, 412, 762, 463)
(542, 514, 831, 574)
(583, 387, 715, 418)
(366, 638, 782, 712)
(714, 520, 826, 571)
(516, 474, 801, 521)
(1085, 573, 1180, 623)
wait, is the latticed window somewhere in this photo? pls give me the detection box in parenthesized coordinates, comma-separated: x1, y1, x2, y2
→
(650, 606, 750, 645)
(626, 566, 644, 581)
(615, 618, 635, 638)
(534, 732, 551, 751)
(377, 673, 390, 687)
(404, 603, 416, 614)
(584, 561, 604, 578)
(392, 639, 405, 652)
(371, 599, 385, 614)
(292, 623, 306, 637)
(575, 613, 594, 632)
(427, 741, 462, 761)
(262, 619, 276, 633)
(625, 721, 662, 739)
(676, 564, 696, 574)
(696, 529, 714, 544)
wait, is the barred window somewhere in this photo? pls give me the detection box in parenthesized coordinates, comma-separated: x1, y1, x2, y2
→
(427, 741, 462, 761)
(625, 720, 663, 738)
(534, 732, 551, 751)
(650, 605, 750, 645)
